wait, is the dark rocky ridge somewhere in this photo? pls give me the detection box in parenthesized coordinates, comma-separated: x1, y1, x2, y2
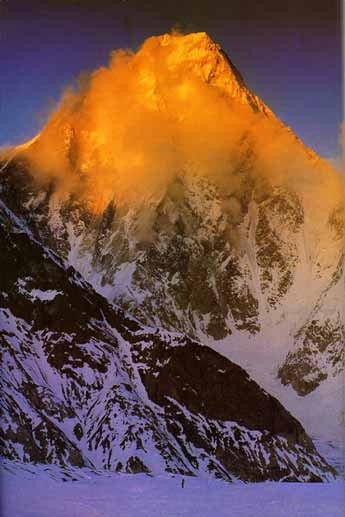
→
(139, 344, 311, 446)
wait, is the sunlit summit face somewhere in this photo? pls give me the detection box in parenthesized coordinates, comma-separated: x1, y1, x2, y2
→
(8, 32, 342, 226)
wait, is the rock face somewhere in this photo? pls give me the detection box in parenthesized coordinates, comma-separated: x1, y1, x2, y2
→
(0, 199, 336, 481)
(278, 251, 345, 396)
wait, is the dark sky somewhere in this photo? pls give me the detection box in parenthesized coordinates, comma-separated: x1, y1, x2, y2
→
(1, 0, 342, 158)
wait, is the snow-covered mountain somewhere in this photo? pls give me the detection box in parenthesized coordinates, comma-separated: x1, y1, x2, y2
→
(0, 32, 343, 476)
(1, 198, 335, 481)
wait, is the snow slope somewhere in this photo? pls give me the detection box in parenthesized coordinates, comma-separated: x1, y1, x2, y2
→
(1, 464, 345, 517)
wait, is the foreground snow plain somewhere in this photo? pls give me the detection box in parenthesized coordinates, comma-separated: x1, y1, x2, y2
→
(1, 464, 344, 517)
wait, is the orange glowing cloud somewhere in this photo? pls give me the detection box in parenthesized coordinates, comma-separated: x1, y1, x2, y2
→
(7, 32, 343, 227)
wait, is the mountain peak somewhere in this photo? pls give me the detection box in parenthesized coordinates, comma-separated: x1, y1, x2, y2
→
(157, 31, 237, 72)
(8, 30, 334, 217)
(157, 31, 224, 60)
(138, 32, 270, 114)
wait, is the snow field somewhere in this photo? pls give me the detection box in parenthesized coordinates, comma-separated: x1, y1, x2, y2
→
(1, 467, 345, 517)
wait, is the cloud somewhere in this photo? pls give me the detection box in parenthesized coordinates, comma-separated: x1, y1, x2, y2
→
(11, 32, 343, 231)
